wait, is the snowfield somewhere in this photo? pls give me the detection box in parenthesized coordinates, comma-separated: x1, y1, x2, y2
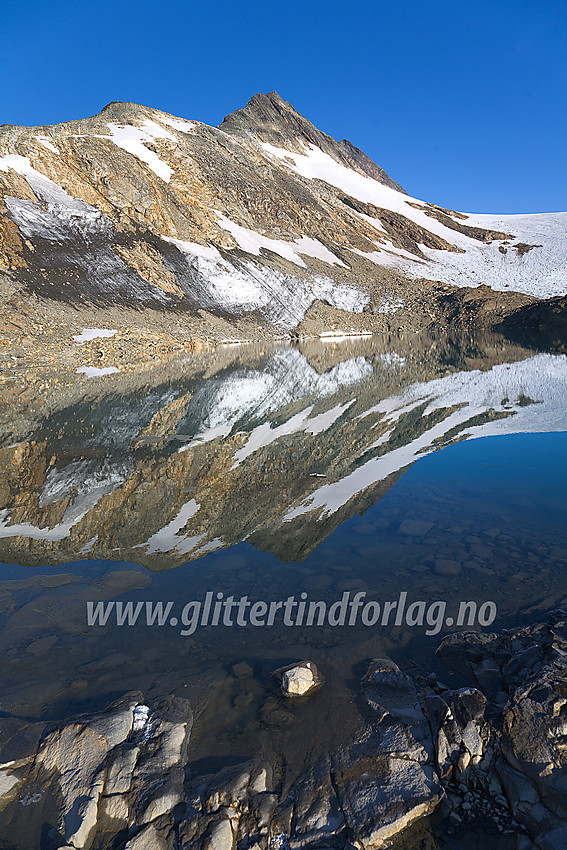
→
(261, 141, 567, 299)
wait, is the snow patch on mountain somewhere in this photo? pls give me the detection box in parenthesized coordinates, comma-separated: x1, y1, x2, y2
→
(166, 233, 366, 327)
(73, 328, 118, 343)
(348, 244, 428, 266)
(4, 196, 107, 246)
(103, 121, 176, 182)
(0, 154, 92, 210)
(159, 116, 197, 133)
(35, 135, 59, 154)
(260, 142, 469, 246)
(0, 509, 84, 542)
(261, 141, 567, 299)
(216, 213, 348, 268)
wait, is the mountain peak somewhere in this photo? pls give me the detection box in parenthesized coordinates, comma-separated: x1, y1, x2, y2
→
(97, 101, 157, 122)
(218, 92, 406, 193)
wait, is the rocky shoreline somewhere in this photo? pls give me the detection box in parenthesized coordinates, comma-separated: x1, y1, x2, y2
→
(1, 263, 565, 383)
(0, 612, 566, 849)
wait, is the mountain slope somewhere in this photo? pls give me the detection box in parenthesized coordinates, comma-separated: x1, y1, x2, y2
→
(0, 92, 565, 342)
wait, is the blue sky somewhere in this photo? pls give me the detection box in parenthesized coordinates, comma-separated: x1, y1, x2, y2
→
(1, 0, 565, 213)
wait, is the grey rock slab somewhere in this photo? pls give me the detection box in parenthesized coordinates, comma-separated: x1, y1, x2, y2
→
(203, 816, 236, 850)
(332, 730, 443, 849)
(125, 823, 171, 850)
(129, 695, 193, 826)
(105, 744, 140, 794)
(204, 762, 253, 813)
(287, 755, 345, 847)
(98, 792, 129, 822)
(34, 697, 139, 847)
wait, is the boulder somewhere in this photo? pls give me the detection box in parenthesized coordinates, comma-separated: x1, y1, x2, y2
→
(273, 661, 323, 697)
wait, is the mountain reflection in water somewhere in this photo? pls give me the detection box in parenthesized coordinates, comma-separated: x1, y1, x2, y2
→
(0, 332, 565, 745)
(0, 331, 566, 569)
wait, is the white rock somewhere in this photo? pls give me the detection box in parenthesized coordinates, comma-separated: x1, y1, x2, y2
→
(281, 662, 320, 697)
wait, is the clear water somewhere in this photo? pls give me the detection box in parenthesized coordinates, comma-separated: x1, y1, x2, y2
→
(0, 331, 566, 779)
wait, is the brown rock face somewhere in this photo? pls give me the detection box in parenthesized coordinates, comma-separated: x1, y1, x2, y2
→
(1, 91, 543, 340)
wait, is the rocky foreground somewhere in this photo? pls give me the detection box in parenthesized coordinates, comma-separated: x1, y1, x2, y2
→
(0, 613, 566, 849)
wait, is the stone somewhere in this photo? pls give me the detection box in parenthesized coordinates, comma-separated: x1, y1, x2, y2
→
(104, 744, 140, 794)
(33, 696, 140, 848)
(332, 728, 443, 848)
(470, 543, 493, 560)
(423, 686, 488, 780)
(0, 763, 28, 801)
(286, 755, 345, 846)
(434, 558, 462, 576)
(125, 823, 170, 850)
(99, 793, 129, 822)
(398, 520, 434, 537)
(129, 695, 193, 825)
(204, 817, 235, 850)
(7, 613, 567, 849)
(231, 661, 254, 679)
(536, 828, 567, 850)
(204, 763, 253, 812)
(275, 661, 322, 697)
(362, 659, 426, 726)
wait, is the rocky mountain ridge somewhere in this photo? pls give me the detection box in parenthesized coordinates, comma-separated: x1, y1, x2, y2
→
(0, 92, 565, 353)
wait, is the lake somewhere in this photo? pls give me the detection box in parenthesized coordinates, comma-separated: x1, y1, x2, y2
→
(0, 328, 566, 847)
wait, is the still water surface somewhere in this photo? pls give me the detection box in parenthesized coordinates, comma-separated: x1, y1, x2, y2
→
(0, 331, 566, 773)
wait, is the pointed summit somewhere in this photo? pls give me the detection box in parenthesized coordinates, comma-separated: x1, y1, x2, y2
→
(218, 92, 406, 193)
